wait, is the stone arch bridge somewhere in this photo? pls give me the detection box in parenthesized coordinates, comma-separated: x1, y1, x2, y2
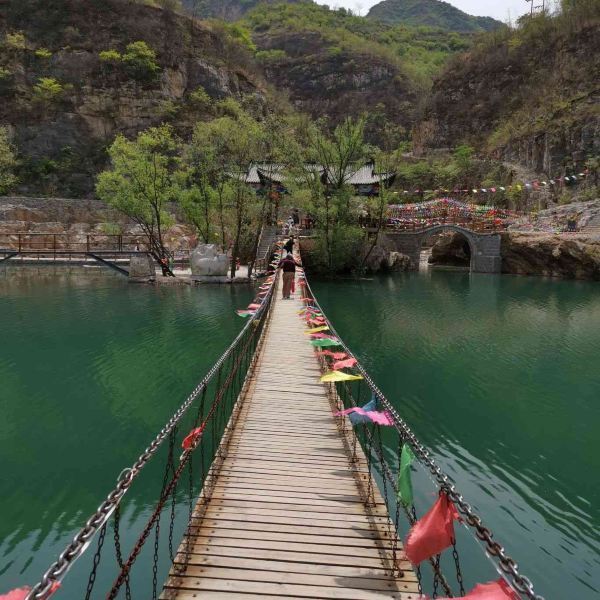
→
(383, 225, 502, 273)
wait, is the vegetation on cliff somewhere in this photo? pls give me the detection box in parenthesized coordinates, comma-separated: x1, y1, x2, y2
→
(419, 0, 600, 174)
(0, 0, 268, 196)
(367, 0, 501, 32)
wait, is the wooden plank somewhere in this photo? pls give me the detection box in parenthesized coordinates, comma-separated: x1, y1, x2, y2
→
(173, 556, 417, 582)
(179, 545, 411, 571)
(161, 578, 418, 599)
(169, 565, 415, 592)
(163, 272, 415, 599)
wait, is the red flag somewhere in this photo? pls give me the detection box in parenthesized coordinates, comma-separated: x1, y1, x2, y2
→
(405, 493, 460, 565)
(437, 579, 519, 600)
(333, 357, 358, 370)
(0, 589, 31, 600)
(182, 425, 205, 450)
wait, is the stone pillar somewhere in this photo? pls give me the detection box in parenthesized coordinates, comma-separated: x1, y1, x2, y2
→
(381, 233, 421, 271)
(129, 253, 155, 282)
(471, 234, 502, 273)
(190, 244, 229, 283)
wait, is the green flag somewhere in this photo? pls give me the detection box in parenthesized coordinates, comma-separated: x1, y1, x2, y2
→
(397, 444, 415, 506)
(311, 338, 341, 348)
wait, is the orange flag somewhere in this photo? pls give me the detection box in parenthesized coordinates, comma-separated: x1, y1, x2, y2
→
(404, 493, 460, 565)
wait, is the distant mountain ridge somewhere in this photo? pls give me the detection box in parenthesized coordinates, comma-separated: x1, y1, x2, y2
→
(367, 0, 502, 32)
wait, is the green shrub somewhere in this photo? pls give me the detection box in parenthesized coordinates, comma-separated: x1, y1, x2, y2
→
(122, 41, 160, 81)
(255, 49, 287, 63)
(5, 32, 26, 50)
(189, 86, 212, 109)
(34, 48, 52, 59)
(32, 77, 65, 103)
(0, 67, 11, 80)
(99, 49, 122, 63)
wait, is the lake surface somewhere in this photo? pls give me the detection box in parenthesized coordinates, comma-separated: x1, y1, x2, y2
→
(0, 267, 252, 595)
(1, 266, 599, 598)
(313, 271, 600, 599)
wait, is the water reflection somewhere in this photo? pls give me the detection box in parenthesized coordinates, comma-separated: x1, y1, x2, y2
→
(314, 271, 600, 598)
(0, 267, 253, 592)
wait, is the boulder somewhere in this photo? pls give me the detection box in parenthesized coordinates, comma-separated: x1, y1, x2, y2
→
(129, 253, 156, 283)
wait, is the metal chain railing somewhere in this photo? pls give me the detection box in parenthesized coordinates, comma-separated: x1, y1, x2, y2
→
(26, 265, 279, 600)
(299, 270, 543, 600)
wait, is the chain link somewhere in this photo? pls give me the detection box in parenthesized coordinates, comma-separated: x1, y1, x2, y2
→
(301, 276, 543, 600)
(84, 523, 106, 600)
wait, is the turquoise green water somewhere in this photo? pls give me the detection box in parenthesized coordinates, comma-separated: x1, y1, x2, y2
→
(313, 271, 600, 599)
(1, 267, 599, 598)
(0, 267, 252, 595)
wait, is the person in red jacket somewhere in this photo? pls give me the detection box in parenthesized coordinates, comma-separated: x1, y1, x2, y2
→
(278, 252, 301, 299)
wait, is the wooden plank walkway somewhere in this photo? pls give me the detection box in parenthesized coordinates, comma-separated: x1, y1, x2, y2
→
(161, 270, 420, 599)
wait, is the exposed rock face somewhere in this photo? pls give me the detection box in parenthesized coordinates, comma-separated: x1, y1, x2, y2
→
(0, 0, 266, 196)
(418, 19, 600, 173)
(254, 31, 416, 138)
(0, 195, 196, 250)
(501, 233, 600, 280)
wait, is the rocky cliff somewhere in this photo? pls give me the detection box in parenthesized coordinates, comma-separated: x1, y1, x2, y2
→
(253, 30, 416, 137)
(417, 7, 600, 175)
(501, 232, 600, 280)
(0, 0, 267, 196)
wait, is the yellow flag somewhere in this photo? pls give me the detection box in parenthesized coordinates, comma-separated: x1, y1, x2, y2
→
(304, 326, 330, 334)
(320, 371, 363, 383)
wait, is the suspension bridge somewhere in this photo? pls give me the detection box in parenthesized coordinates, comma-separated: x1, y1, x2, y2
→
(19, 243, 542, 600)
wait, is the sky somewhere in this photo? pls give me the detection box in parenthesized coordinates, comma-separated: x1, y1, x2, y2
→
(313, 0, 539, 22)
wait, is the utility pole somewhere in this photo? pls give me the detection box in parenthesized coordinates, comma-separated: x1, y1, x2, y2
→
(525, 0, 546, 16)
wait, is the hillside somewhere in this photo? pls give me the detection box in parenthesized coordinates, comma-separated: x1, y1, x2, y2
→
(181, 0, 299, 20)
(417, 5, 600, 175)
(245, 2, 470, 139)
(367, 0, 501, 32)
(0, 0, 267, 196)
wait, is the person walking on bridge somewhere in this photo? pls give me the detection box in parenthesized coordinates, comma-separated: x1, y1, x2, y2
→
(283, 236, 295, 255)
(278, 252, 301, 299)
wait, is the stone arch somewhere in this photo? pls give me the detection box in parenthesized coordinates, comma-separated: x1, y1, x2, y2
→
(416, 225, 478, 270)
(382, 226, 501, 273)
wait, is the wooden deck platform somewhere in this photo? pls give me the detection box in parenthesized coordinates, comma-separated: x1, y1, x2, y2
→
(161, 271, 420, 599)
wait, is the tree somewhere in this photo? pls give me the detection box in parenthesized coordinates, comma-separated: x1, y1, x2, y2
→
(209, 111, 265, 279)
(359, 128, 402, 272)
(0, 126, 17, 194)
(96, 125, 178, 276)
(183, 104, 266, 278)
(298, 116, 369, 271)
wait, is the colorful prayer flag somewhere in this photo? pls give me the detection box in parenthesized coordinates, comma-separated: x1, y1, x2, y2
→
(311, 338, 341, 348)
(404, 493, 460, 565)
(334, 406, 393, 425)
(348, 397, 377, 424)
(320, 371, 363, 383)
(397, 444, 415, 506)
(304, 326, 330, 334)
(332, 357, 357, 370)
